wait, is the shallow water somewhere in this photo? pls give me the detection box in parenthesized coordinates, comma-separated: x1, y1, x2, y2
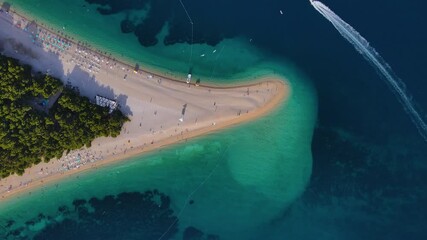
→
(2, 0, 427, 239)
(0, 61, 316, 239)
(0, 2, 317, 236)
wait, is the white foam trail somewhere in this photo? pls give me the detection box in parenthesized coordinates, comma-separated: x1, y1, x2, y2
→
(310, 0, 427, 142)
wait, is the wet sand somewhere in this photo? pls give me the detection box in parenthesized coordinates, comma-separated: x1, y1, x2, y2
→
(0, 8, 290, 201)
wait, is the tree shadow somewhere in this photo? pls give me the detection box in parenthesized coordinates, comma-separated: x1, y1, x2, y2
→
(0, 6, 132, 116)
(65, 67, 133, 116)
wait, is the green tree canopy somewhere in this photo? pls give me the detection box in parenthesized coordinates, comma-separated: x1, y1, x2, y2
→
(0, 54, 129, 178)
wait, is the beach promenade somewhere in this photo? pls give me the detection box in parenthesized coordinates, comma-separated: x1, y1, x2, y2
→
(0, 7, 289, 201)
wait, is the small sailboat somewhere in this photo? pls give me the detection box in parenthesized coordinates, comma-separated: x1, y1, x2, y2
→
(280, 10, 283, 15)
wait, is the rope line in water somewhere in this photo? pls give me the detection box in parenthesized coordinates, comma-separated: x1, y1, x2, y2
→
(209, 46, 225, 80)
(158, 145, 230, 240)
(179, 0, 194, 67)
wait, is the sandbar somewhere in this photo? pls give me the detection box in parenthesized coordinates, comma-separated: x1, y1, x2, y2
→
(0, 7, 289, 201)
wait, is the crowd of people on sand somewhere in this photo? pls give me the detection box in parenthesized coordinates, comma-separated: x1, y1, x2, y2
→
(0, 149, 105, 196)
(69, 43, 141, 76)
(8, 13, 71, 54)
(56, 149, 103, 173)
(2, 9, 172, 84)
(71, 44, 102, 74)
(32, 29, 72, 53)
(0, 9, 274, 199)
(1, 9, 173, 82)
(0, 11, 142, 197)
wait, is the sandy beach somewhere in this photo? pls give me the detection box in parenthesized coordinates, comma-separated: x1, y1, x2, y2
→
(0, 8, 289, 201)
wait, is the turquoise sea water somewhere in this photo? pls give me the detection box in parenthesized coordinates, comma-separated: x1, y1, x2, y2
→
(0, 0, 316, 239)
(4, 0, 427, 239)
(7, 0, 270, 82)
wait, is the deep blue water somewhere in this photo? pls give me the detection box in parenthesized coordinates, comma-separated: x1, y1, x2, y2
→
(174, 0, 427, 238)
(2, 0, 427, 239)
(269, 0, 427, 239)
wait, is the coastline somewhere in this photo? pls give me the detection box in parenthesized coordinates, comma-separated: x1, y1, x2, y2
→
(2, 6, 190, 84)
(0, 7, 290, 202)
(3, 2, 262, 86)
(1, 79, 288, 202)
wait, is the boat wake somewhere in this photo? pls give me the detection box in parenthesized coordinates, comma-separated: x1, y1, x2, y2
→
(310, 0, 427, 142)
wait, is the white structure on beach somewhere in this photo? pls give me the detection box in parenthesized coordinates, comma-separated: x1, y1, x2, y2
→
(95, 95, 117, 113)
(186, 74, 192, 84)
